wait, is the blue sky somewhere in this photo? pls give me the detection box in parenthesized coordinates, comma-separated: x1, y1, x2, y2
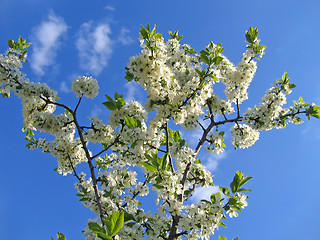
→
(1, 0, 320, 239)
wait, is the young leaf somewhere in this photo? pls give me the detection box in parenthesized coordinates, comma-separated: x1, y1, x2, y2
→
(125, 116, 137, 128)
(57, 232, 66, 240)
(173, 130, 181, 142)
(103, 101, 117, 111)
(88, 222, 106, 234)
(168, 128, 174, 139)
(97, 232, 112, 240)
(8, 39, 15, 48)
(140, 26, 149, 39)
(239, 176, 252, 188)
(140, 162, 158, 172)
(219, 236, 227, 240)
(220, 186, 231, 197)
(104, 211, 124, 237)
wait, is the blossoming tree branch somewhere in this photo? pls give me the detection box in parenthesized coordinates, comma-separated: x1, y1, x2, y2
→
(1, 25, 319, 240)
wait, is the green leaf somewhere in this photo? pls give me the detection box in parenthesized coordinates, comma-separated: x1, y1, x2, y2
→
(154, 33, 162, 39)
(140, 26, 149, 39)
(140, 162, 158, 172)
(124, 211, 135, 222)
(144, 152, 155, 162)
(104, 211, 124, 237)
(97, 232, 112, 240)
(200, 54, 210, 65)
(239, 176, 252, 188)
(8, 39, 15, 48)
(105, 94, 113, 102)
(218, 221, 227, 228)
(213, 56, 223, 65)
(55, 232, 66, 240)
(289, 83, 296, 89)
(306, 105, 320, 120)
(237, 188, 252, 192)
(220, 186, 231, 197)
(168, 128, 174, 139)
(125, 71, 134, 82)
(103, 101, 117, 111)
(173, 130, 181, 142)
(228, 196, 238, 206)
(230, 171, 242, 193)
(194, 159, 202, 164)
(88, 222, 106, 234)
(125, 116, 136, 128)
(282, 72, 288, 81)
(219, 236, 227, 240)
(160, 153, 168, 171)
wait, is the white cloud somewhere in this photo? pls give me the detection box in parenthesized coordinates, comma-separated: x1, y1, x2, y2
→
(76, 22, 113, 75)
(125, 81, 141, 102)
(118, 28, 134, 45)
(90, 104, 103, 117)
(59, 81, 69, 93)
(31, 11, 67, 76)
(203, 151, 228, 172)
(105, 6, 115, 11)
(190, 186, 220, 203)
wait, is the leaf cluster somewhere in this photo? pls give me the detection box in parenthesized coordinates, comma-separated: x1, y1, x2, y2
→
(199, 42, 224, 66)
(103, 92, 125, 111)
(169, 30, 183, 41)
(8, 36, 31, 61)
(220, 171, 252, 215)
(88, 211, 125, 240)
(141, 151, 170, 173)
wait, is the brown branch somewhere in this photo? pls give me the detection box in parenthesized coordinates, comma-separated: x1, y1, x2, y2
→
(39, 95, 106, 223)
(148, 144, 167, 153)
(165, 122, 175, 173)
(67, 154, 82, 182)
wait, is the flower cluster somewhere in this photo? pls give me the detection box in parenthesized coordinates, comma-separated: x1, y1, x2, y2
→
(231, 123, 260, 149)
(205, 131, 226, 153)
(71, 76, 99, 98)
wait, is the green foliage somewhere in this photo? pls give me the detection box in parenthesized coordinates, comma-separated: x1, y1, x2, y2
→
(139, 24, 162, 52)
(102, 92, 125, 111)
(245, 27, 258, 44)
(199, 42, 224, 67)
(219, 236, 239, 240)
(230, 171, 252, 194)
(124, 116, 141, 128)
(51, 232, 66, 240)
(124, 67, 134, 82)
(141, 151, 170, 173)
(22, 127, 38, 149)
(7, 36, 31, 61)
(245, 27, 267, 60)
(219, 171, 252, 219)
(104, 210, 125, 237)
(169, 30, 183, 41)
(87, 211, 124, 240)
(306, 105, 320, 120)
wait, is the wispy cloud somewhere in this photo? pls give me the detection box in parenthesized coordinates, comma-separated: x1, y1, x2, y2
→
(203, 151, 228, 172)
(31, 11, 67, 76)
(59, 81, 69, 93)
(90, 104, 103, 117)
(105, 6, 115, 11)
(125, 81, 141, 102)
(76, 22, 113, 76)
(190, 186, 220, 203)
(118, 28, 134, 45)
